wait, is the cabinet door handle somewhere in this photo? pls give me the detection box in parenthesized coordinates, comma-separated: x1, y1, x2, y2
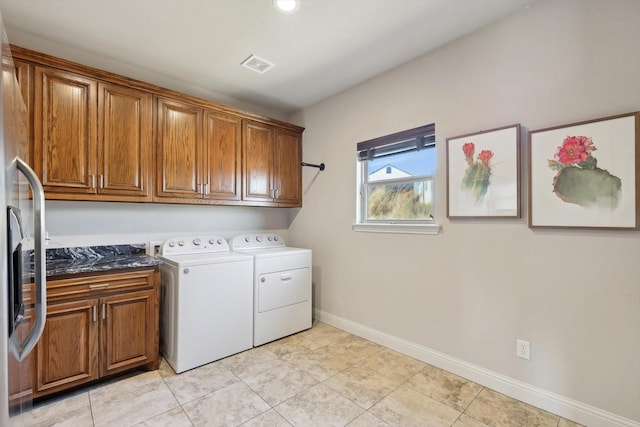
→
(102, 303, 106, 320)
(99, 175, 104, 189)
(93, 305, 97, 322)
(197, 183, 203, 195)
(91, 175, 97, 188)
(204, 183, 209, 196)
(89, 283, 110, 290)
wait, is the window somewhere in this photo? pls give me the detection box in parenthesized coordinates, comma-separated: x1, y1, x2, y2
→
(354, 124, 439, 234)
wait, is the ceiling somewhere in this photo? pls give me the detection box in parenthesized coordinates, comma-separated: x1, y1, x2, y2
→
(0, 0, 532, 116)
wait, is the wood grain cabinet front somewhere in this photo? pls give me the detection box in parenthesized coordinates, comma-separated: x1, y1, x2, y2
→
(8, 308, 35, 405)
(33, 66, 152, 201)
(12, 46, 304, 208)
(36, 298, 99, 396)
(155, 97, 241, 203)
(100, 289, 156, 377)
(97, 82, 153, 200)
(33, 268, 159, 399)
(243, 120, 301, 207)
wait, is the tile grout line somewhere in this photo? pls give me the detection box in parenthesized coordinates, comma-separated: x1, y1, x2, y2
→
(453, 385, 487, 426)
(158, 372, 197, 427)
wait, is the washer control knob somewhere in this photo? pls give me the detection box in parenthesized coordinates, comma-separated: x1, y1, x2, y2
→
(183, 268, 190, 274)
(193, 238, 201, 246)
(267, 236, 272, 241)
(209, 238, 216, 244)
(178, 240, 185, 246)
(274, 236, 279, 241)
(168, 241, 176, 247)
(217, 239, 223, 244)
(245, 237, 251, 243)
(260, 277, 265, 283)
(256, 236, 263, 242)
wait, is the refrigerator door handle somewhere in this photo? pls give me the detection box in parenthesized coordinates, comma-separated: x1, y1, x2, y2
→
(10, 158, 47, 361)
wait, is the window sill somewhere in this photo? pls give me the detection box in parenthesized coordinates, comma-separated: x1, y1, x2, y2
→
(352, 223, 442, 235)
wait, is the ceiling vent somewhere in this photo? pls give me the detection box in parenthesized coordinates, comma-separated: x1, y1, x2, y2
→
(241, 55, 274, 74)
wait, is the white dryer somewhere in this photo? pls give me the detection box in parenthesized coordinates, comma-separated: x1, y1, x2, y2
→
(230, 234, 312, 346)
(159, 236, 253, 373)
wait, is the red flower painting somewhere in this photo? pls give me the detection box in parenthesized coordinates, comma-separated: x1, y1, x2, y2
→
(548, 135, 621, 207)
(461, 142, 494, 203)
(554, 136, 596, 165)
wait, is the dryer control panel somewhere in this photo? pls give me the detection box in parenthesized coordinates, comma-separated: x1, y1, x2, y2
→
(230, 234, 285, 250)
(161, 236, 229, 255)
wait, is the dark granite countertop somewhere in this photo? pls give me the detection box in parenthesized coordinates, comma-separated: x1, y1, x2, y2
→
(26, 244, 162, 279)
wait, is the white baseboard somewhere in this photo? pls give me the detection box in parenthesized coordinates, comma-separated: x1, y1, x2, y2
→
(314, 309, 639, 427)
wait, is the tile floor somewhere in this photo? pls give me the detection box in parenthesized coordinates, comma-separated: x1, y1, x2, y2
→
(28, 321, 585, 427)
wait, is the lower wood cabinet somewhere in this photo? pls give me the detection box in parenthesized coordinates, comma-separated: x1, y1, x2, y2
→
(34, 268, 159, 398)
(36, 299, 99, 395)
(101, 289, 156, 377)
(8, 308, 34, 405)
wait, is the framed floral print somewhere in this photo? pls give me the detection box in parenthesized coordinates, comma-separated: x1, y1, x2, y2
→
(447, 124, 521, 218)
(528, 112, 640, 229)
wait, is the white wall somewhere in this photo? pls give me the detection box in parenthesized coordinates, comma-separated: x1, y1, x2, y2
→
(289, 0, 640, 423)
(42, 201, 290, 248)
(4, 28, 290, 122)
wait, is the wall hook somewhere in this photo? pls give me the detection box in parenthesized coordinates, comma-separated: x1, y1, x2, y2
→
(301, 162, 325, 171)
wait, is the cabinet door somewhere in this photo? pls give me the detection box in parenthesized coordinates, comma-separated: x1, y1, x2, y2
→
(156, 97, 203, 199)
(14, 60, 32, 165)
(243, 120, 274, 203)
(100, 289, 156, 377)
(34, 66, 97, 194)
(203, 110, 241, 201)
(273, 128, 302, 206)
(36, 299, 99, 396)
(8, 308, 34, 405)
(97, 82, 152, 200)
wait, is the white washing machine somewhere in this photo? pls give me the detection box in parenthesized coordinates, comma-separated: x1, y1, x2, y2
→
(159, 236, 253, 373)
(230, 234, 312, 346)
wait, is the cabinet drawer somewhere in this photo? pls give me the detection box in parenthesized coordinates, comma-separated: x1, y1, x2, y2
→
(47, 269, 156, 302)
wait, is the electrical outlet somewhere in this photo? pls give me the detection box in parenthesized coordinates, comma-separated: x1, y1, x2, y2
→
(516, 339, 530, 360)
(147, 240, 164, 257)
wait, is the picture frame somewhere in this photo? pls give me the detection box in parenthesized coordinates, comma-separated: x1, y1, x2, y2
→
(528, 112, 640, 229)
(446, 124, 521, 218)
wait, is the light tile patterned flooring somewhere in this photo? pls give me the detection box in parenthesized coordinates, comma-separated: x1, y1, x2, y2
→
(28, 321, 584, 427)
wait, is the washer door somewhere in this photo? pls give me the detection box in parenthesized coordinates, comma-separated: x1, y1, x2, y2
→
(258, 268, 310, 313)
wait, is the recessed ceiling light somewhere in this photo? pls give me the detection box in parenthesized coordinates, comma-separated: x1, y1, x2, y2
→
(273, 0, 299, 13)
(240, 54, 274, 74)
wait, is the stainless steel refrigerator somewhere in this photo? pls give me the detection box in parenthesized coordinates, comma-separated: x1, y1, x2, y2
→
(0, 11, 47, 426)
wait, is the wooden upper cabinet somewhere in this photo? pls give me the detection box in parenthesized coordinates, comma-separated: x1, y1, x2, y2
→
(243, 120, 274, 203)
(14, 60, 32, 114)
(98, 82, 152, 200)
(156, 97, 242, 202)
(34, 66, 97, 194)
(274, 128, 302, 205)
(203, 111, 241, 201)
(156, 97, 202, 199)
(13, 46, 304, 207)
(14, 60, 32, 164)
(33, 66, 152, 201)
(243, 120, 302, 207)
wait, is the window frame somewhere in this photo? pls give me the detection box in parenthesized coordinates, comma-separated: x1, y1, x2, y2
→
(353, 124, 441, 235)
